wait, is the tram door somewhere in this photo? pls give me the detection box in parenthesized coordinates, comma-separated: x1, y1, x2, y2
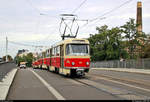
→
(60, 44, 64, 68)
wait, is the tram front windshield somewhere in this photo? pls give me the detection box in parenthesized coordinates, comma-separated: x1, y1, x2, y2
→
(66, 44, 89, 56)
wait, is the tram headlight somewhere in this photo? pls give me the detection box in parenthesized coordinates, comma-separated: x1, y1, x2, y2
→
(72, 62, 75, 66)
(86, 62, 89, 65)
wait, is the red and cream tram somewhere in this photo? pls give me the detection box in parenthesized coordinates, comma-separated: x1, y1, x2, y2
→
(32, 38, 90, 76)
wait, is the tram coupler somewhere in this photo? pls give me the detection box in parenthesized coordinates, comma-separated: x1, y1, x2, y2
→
(76, 69, 85, 76)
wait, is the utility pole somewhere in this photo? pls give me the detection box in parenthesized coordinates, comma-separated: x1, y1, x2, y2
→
(6, 37, 8, 62)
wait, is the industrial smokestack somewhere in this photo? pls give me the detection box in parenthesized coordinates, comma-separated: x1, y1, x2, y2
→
(136, 1, 142, 34)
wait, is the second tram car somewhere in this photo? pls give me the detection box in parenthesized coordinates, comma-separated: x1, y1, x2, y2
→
(32, 38, 90, 76)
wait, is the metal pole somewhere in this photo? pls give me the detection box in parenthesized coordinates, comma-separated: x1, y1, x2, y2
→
(6, 37, 8, 62)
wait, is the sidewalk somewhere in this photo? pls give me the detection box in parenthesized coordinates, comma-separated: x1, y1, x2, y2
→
(0, 68, 18, 100)
(92, 68, 150, 75)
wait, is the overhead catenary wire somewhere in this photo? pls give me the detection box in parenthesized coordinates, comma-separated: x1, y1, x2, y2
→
(71, 0, 87, 13)
(89, 0, 134, 22)
(8, 40, 49, 48)
(25, 0, 58, 18)
(80, 0, 134, 30)
(25, 0, 42, 15)
(25, 0, 60, 43)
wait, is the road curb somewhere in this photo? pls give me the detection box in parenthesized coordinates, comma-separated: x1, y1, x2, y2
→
(0, 68, 18, 100)
(91, 68, 150, 75)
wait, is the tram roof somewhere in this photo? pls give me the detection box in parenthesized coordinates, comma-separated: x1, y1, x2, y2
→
(36, 38, 89, 55)
(51, 38, 89, 47)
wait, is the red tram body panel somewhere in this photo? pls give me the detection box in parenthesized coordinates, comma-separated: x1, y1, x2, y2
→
(64, 58, 90, 68)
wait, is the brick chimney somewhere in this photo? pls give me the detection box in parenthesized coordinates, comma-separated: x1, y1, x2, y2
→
(136, 1, 142, 34)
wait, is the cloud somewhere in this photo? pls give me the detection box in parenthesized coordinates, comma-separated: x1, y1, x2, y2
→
(38, 6, 57, 11)
(143, 14, 150, 18)
(81, 6, 107, 14)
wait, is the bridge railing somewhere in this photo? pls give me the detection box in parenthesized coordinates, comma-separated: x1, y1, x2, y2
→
(0, 62, 5, 65)
(90, 58, 150, 69)
(0, 61, 9, 65)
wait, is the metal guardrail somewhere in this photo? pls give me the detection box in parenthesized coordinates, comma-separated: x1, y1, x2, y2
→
(90, 58, 150, 69)
(0, 62, 8, 65)
(0, 62, 5, 65)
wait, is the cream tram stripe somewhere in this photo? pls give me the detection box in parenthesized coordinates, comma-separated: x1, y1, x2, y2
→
(30, 70, 65, 100)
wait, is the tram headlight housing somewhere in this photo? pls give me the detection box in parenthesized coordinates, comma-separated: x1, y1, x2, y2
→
(72, 62, 75, 66)
(86, 62, 89, 65)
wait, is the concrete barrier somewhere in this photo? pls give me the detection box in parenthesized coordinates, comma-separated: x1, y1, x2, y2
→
(0, 62, 10, 65)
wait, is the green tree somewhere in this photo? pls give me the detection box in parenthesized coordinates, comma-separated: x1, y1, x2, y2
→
(121, 18, 146, 59)
(26, 53, 33, 67)
(88, 25, 128, 61)
(142, 34, 150, 58)
(16, 53, 33, 67)
(3, 55, 13, 61)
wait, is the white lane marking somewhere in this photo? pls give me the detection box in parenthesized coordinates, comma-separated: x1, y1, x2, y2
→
(0, 68, 18, 100)
(30, 70, 65, 100)
(93, 75, 150, 93)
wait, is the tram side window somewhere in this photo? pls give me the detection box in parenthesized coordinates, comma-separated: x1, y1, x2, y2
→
(48, 49, 50, 57)
(40, 53, 42, 58)
(52, 48, 54, 56)
(55, 47, 56, 56)
(57, 46, 60, 56)
(50, 48, 52, 57)
(54, 47, 57, 56)
(49, 49, 51, 57)
(46, 50, 48, 57)
(47, 49, 50, 57)
(55, 47, 57, 56)
(66, 44, 70, 55)
(43, 52, 46, 58)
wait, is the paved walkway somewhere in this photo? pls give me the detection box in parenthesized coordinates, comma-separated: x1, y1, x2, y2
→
(92, 68, 150, 75)
(0, 68, 17, 100)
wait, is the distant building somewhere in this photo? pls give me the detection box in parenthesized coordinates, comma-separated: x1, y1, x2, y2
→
(17, 49, 29, 57)
(32, 52, 38, 58)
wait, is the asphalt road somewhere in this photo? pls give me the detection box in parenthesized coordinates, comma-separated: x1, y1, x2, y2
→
(6, 68, 150, 100)
(7, 68, 120, 100)
(0, 62, 16, 82)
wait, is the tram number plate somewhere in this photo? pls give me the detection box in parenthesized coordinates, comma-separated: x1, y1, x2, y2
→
(76, 69, 84, 71)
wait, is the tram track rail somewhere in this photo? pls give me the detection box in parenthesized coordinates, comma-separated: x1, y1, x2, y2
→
(67, 76, 149, 100)
(88, 73, 150, 90)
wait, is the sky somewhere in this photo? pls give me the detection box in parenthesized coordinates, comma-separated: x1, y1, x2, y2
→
(0, 0, 150, 58)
